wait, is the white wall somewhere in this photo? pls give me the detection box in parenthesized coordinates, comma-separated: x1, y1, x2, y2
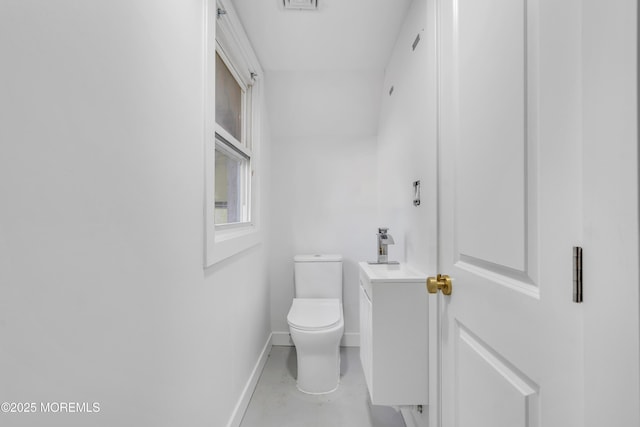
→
(0, 1, 271, 426)
(377, 0, 436, 278)
(266, 70, 381, 342)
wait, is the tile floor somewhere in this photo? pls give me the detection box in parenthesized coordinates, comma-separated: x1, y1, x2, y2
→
(240, 346, 406, 427)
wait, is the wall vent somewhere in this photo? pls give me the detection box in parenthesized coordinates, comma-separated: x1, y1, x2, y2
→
(283, 0, 318, 10)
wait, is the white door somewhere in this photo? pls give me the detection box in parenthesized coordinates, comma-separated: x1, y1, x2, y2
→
(437, 0, 584, 426)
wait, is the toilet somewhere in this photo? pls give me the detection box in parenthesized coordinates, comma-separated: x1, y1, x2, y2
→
(287, 254, 344, 394)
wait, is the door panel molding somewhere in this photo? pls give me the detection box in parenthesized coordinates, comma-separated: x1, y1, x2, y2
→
(456, 255, 539, 299)
(451, 0, 540, 294)
(456, 322, 540, 427)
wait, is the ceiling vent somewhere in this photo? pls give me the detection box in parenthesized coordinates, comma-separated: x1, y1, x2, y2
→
(283, 0, 318, 10)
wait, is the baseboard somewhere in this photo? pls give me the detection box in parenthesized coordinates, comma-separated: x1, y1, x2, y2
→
(271, 331, 294, 346)
(341, 332, 360, 347)
(271, 331, 360, 347)
(226, 332, 272, 427)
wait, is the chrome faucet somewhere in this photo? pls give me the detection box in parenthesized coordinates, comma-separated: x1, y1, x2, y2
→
(376, 227, 395, 263)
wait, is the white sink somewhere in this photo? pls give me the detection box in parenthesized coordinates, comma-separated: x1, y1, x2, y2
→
(359, 261, 427, 283)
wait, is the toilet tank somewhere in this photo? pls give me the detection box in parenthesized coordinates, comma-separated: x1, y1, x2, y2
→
(294, 254, 343, 299)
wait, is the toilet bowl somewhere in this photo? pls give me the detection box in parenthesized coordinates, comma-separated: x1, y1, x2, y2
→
(287, 254, 344, 394)
(288, 298, 344, 394)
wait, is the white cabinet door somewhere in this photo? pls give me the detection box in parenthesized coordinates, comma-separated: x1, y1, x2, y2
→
(359, 269, 428, 405)
(438, 0, 584, 425)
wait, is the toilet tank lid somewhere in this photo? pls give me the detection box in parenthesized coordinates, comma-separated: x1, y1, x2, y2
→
(294, 254, 343, 262)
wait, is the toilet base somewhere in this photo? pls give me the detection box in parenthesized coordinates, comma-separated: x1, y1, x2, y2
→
(297, 382, 339, 395)
(289, 321, 344, 394)
(296, 349, 341, 394)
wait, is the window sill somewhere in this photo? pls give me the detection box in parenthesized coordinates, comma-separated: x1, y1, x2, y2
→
(206, 224, 262, 266)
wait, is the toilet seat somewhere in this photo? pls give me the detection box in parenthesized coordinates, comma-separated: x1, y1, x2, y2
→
(287, 298, 342, 331)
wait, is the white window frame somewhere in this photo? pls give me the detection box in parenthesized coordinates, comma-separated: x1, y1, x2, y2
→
(205, 0, 263, 266)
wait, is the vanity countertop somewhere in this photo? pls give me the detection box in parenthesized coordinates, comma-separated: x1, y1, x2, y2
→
(358, 261, 427, 283)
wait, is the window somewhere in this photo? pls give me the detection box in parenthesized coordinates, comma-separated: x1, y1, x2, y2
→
(214, 140, 249, 224)
(215, 52, 243, 142)
(214, 51, 252, 226)
(205, 0, 263, 266)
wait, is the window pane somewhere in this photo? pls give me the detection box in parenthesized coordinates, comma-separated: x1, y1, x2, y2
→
(215, 145, 246, 224)
(215, 53, 243, 142)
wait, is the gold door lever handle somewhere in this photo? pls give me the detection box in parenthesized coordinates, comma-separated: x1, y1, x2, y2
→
(426, 274, 452, 295)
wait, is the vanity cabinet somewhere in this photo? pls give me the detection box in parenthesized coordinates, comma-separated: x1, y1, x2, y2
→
(358, 262, 429, 405)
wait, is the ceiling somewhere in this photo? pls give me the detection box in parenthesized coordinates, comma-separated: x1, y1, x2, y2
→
(231, 0, 412, 71)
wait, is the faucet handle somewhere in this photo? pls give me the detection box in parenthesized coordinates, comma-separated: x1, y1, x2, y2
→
(378, 227, 389, 234)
